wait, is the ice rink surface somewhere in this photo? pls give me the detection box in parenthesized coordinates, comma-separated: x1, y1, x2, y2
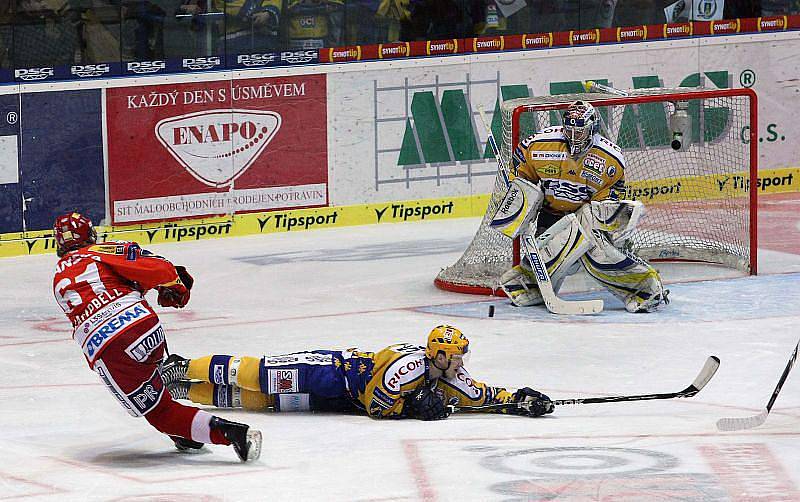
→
(2, 200, 800, 501)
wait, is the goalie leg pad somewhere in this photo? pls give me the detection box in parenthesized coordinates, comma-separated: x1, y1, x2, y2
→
(540, 214, 593, 292)
(499, 263, 544, 307)
(489, 177, 544, 239)
(499, 214, 592, 306)
(580, 236, 669, 313)
(577, 199, 645, 247)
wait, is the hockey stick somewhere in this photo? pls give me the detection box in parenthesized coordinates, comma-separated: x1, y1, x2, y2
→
(716, 339, 799, 431)
(521, 233, 603, 315)
(477, 106, 510, 187)
(582, 80, 629, 97)
(450, 356, 720, 414)
(477, 106, 603, 315)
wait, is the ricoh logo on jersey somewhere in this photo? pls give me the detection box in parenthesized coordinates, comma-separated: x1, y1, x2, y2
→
(14, 68, 54, 81)
(70, 64, 111, 78)
(455, 370, 482, 399)
(126, 60, 166, 74)
(84, 304, 150, 359)
(237, 53, 277, 67)
(385, 356, 424, 391)
(182, 57, 222, 71)
(280, 50, 317, 64)
(155, 109, 282, 187)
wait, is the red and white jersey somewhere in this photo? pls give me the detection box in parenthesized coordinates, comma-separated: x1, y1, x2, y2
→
(53, 242, 180, 367)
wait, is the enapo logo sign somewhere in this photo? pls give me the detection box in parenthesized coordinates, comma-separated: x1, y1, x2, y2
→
(155, 109, 282, 188)
(106, 74, 328, 224)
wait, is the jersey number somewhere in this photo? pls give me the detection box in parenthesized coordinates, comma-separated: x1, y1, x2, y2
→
(54, 262, 107, 312)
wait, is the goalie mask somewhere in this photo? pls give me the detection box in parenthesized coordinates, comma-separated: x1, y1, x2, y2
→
(562, 100, 599, 157)
(53, 212, 97, 257)
(425, 325, 470, 365)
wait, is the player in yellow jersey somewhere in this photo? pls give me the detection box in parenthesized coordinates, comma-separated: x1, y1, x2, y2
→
(494, 100, 668, 313)
(159, 325, 554, 420)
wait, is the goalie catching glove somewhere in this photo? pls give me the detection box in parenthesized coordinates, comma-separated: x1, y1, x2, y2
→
(403, 385, 453, 421)
(504, 387, 554, 417)
(157, 265, 194, 309)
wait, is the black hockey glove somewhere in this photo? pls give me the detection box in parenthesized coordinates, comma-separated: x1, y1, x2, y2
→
(403, 386, 450, 421)
(509, 387, 554, 417)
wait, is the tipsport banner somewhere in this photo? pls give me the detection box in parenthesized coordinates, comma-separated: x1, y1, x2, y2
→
(105, 74, 328, 224)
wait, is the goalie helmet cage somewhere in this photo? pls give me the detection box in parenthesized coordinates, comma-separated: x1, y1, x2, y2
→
(435, 87, 758, 296)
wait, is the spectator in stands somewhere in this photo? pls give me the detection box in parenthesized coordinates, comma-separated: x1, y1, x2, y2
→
(220, 0, 282, 54)
(12, 0, 80, 67)
(346, 0, 408, 44)
(400, 0, 487, 41)
(121, 0, 166, 60)
(612, 0, 674, 26)
(0, 0, 12, 69)
(286, 0, 344, 50)
(78, 0, 122, 63)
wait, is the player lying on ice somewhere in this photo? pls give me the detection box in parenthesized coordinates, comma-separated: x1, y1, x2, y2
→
(52, 212, 261, 461)
(494, 100, 669, 313)
(160, 325, 554, 420)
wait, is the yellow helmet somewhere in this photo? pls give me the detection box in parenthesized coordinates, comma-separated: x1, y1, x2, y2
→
(425, 325, 469, 361)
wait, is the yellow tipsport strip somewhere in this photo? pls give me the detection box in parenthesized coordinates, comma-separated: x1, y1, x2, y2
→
(626, 167, 799, 204)
(0, 194, 491, 258)
(2, 167, 798, 259)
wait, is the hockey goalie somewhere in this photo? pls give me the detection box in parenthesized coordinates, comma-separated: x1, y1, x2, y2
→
(491, 100, 669, 313)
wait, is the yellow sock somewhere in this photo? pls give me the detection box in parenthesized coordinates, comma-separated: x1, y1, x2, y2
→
(186, 355, 263, 392)
(187, 382, 215, 405)
(187, 382, 273, 410)
(187, 356, 214, 381)
(242, 389, 273, 411)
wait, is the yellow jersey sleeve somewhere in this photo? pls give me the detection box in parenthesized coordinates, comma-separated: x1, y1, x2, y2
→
(438, 367, 514, 408)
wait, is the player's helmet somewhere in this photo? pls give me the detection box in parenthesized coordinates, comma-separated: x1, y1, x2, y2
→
(425, 325, 470, 363)
(53, 212, 97, 257)
(562, 100, 599, 157)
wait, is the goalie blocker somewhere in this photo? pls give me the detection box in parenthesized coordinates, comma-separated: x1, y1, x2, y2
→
(490, 186, 668, 313)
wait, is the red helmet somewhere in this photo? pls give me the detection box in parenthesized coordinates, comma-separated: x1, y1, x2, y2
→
(53, 212, 97, 256)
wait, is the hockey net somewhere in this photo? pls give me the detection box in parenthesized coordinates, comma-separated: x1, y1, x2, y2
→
(435, 87, 758, 295)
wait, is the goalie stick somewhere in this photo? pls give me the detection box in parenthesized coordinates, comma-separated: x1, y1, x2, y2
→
(716, 339, 799, 432)
(477, 106, 603, 315)
(449, 356, 720, 414)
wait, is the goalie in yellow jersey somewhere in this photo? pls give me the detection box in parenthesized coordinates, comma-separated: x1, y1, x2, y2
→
(492, 100, 669, 313)
(159, 325, 554, 421)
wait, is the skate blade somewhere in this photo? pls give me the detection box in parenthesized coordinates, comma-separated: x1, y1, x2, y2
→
(245, 429, 263, 462)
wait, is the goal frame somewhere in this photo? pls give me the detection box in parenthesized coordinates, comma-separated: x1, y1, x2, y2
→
(435, 87, 758, 297)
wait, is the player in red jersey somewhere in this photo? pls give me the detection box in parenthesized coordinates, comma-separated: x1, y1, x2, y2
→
(52, 212, 262, 462)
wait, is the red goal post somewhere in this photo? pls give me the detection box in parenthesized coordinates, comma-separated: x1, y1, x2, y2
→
(435, 87, 758, 296)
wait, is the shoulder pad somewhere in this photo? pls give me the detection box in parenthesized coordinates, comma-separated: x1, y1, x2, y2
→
(382, 353, 426, 394)
(591, 136, 626, 167)
(593, 135, 624, 154)
(533, 126, 566, 142)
